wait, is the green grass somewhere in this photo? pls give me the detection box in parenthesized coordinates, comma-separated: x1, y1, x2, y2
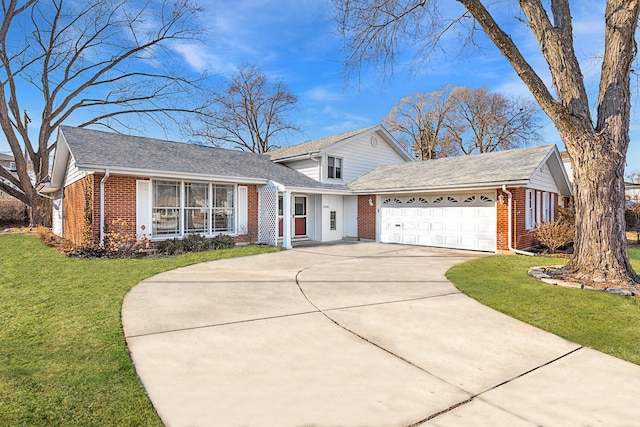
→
(0, 233, 279, 426)
(447, 249, 640, 365)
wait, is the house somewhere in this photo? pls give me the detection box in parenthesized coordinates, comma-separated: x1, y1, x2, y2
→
(626, 182, 640, 205)
(44, 125, 572, 253)
(0, 153, 17, 198)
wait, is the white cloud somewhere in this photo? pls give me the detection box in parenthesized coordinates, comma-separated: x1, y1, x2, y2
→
(172, 43, 236, 74)
(303, 85, 344, 103)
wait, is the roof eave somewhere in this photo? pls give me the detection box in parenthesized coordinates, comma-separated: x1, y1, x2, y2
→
(349, 180, 532, 195)
(271, 151, 322, 162)
(75, 164, 269, 185)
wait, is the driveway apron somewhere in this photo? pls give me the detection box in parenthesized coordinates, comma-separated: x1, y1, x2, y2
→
(122, 242, 640, 426)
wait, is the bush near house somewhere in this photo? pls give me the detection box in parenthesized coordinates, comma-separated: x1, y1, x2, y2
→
(0, 197, 28, 226)
(157, 233, 235, 255)
(535, 220, 574, 254)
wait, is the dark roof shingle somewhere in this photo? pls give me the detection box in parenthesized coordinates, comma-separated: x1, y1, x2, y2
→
(59, 126, 349, 191)
(348, 145, 556, 192)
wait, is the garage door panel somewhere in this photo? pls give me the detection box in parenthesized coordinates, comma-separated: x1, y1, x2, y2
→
(380, 195, 496, 252)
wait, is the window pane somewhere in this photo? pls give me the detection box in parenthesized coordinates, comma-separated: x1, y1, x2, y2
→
(154, 181, 179, 207)
(330, 211, 336, 230)
(295, 197, 306, 215)
(214, 185, 234, 208)
(186, 183, 208, 208)
(153, 181, 180, 235)
(153, 208, 180, 235)
(212, 185, 235, 233)
(213, 209, 233, 231)
(335, 158, 342, 179)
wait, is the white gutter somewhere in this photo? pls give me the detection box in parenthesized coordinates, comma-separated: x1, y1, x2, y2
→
(76, 165, 267, 185)
(351, 180, 531, 195)
(502, 185, 535, 256)
(100, 169, 110, 245)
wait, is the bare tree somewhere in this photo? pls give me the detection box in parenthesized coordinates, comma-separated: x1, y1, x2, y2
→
(384, 86, 540, 159)
(336, 0, 640, 286)
(446, 87, 540, 155)
(0, 0, 208, 226)
(383, 88, 456, 160)
(188, 64, 301, 153)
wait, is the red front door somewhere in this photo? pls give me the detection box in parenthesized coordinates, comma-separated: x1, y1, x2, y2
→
(294, 196, 307, 237)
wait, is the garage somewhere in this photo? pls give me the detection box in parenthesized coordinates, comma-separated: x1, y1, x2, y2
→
(380, 193, 496, 251)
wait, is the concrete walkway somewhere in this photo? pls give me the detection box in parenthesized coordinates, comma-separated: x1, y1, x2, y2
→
(122, 242, 640, 426)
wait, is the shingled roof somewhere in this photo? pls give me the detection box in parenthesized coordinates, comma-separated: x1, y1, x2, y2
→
(349, 145, 571, 194)
(55, 126, 350, 192)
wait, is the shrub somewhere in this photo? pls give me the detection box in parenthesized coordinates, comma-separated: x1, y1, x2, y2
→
(103, 218, 150, 257)
(0, 198, 28, 225)
(211, 234, 235, 249)
(180, 233, 212, 252)
(535, 220, 575, 253)
(156, 234, 235, 255)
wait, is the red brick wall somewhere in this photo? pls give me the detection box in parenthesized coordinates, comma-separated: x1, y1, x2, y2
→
(94, 174, 139, 241)
(497, 187, 562, 251)
(496, 189, 509, 251)
(357, 195, 376, 240)
(63, 175, 94, 245)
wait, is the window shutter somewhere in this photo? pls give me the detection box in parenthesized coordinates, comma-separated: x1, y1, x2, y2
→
(237, 185, 248, 235)
(136, 180, 152, 239)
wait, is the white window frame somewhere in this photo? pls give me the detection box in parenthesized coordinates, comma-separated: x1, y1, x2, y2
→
(550, 193, 555, 222)
(542, 192, 550, 223)
(525, 190, 535, 230)
(151, 179, 237, 239)
(327, 156, 342, 180)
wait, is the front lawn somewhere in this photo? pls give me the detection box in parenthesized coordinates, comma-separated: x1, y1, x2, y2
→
(0, 233, 279, 426)
(447, 248, 640, 365)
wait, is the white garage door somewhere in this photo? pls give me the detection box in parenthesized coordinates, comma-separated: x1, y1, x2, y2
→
(380, 193, 496, 251)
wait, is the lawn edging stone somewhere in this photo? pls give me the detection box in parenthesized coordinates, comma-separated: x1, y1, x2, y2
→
(528, 266, 640, 297)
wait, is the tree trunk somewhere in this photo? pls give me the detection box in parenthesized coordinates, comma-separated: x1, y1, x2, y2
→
(560, 132, 637, 286)
(29, 195, 52, 228)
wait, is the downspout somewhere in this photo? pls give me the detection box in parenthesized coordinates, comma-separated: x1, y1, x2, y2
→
(502, 185, 535, 256)
(100, 169, 110, 245)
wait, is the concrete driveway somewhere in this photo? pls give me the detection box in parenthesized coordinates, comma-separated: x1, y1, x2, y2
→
(122, 242, 640, 426)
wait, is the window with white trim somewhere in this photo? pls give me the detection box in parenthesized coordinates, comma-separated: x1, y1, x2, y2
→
(525, 190, 535, 230)
(212, 184, 234, 232)
(152, 180, 235, 237)
(327, 156, 342, 179)
(153, 181, 181, 236)
(542, 192, 550, 223)
(550, 193, 555, 221)
(184, 182, 208, 233)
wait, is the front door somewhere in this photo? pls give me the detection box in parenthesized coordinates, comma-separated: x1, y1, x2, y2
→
(294, 196, 307, 237)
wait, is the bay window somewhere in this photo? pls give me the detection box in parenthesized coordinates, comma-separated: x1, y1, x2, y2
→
(152, 180, 235, 237)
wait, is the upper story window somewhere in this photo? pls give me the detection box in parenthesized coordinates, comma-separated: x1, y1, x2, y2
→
(9, 161, 16, 170)
(327, 156, 342, 179)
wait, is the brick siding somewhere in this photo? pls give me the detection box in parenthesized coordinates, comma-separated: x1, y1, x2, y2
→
(64, 176, 260, 246)
(62, 175, 94, 245)
(497, 187, 561, 251)
(357, 195, 376, 240)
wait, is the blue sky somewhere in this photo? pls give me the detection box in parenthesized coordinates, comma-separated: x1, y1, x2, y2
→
(2, 0, 640, 174)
